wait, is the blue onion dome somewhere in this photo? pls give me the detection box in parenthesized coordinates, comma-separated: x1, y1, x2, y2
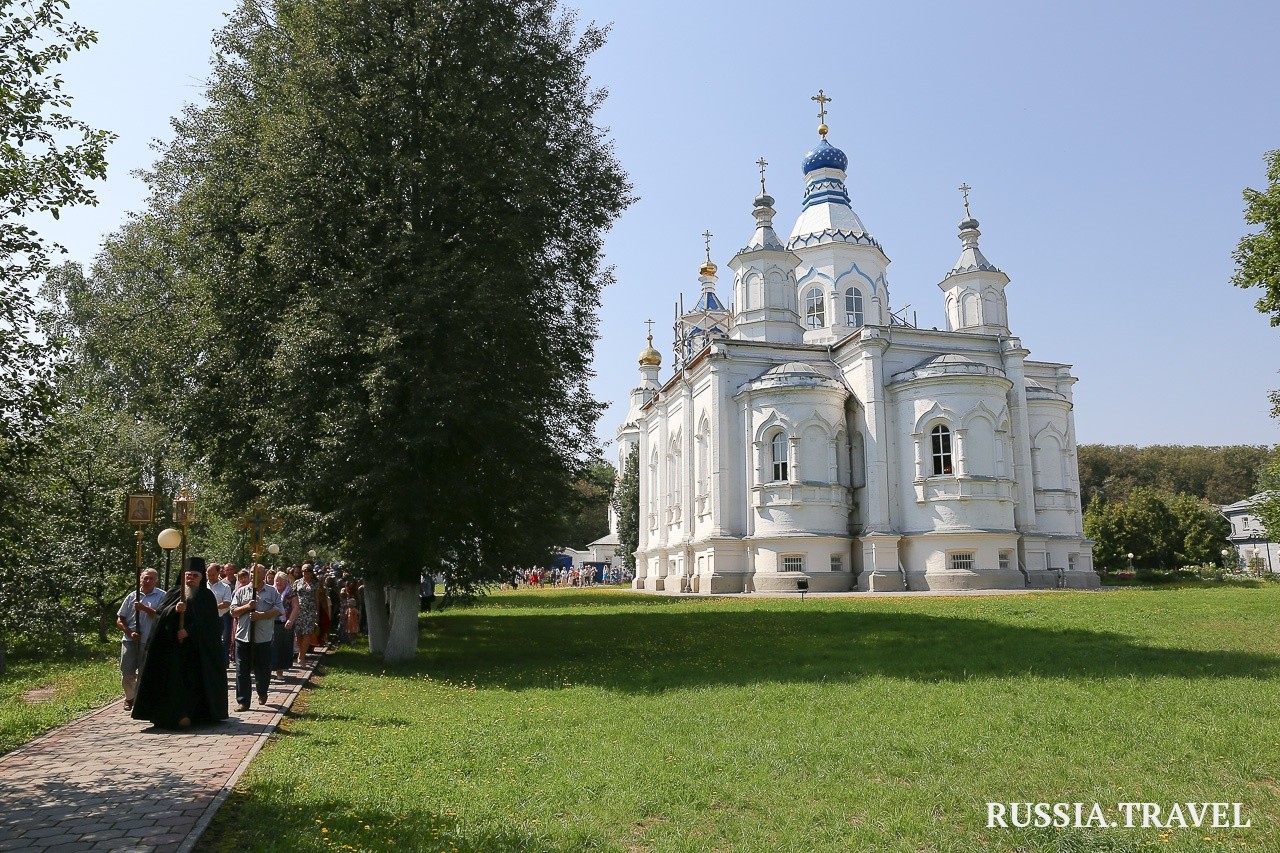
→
(802, 138, 848, 174)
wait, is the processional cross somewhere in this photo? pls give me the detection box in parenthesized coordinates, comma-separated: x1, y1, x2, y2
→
(235, 498, 283, 565)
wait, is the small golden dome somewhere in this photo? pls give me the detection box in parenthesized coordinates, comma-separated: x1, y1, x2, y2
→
(638, 334, 662, 366)
(699, 259, 718, 276)
(818, 122, 828, 139)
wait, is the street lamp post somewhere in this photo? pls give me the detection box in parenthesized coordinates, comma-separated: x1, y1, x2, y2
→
(268, 543, 280, 574)
(1126, 552, 1134, 573)
(172, 488, 195, 570)
(1250, 547, 1262, 576)
(158, 528, 181, 589)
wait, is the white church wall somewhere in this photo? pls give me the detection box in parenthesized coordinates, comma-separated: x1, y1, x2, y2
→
(1027, 398, 1079, 537)
(899, 532, 1023, 590)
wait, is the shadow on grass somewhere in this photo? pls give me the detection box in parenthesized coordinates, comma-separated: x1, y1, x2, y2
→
(441, 589, 684, 610)
(331, 603, 1280, 692)
(198, 791, 603, 853)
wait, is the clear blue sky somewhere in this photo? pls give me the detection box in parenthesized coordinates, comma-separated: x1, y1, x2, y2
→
(48, 1, 1280, 452)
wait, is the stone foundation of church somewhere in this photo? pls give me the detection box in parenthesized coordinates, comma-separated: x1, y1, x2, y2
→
(751, 570, 853, 593)
(904, 568, 1027, 591)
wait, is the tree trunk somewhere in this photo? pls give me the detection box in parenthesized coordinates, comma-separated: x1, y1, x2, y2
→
(365, 583, 388, 656)
(96, 601, 110, 644)
(383, 582, 419, 663)
(0, 639, 6, 677)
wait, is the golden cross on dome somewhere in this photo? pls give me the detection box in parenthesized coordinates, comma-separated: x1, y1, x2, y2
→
(756, 156, 768, 194)
(959, 182, 972, 217)
(811, 89, 832, 137)
(702, 230, 713, 263)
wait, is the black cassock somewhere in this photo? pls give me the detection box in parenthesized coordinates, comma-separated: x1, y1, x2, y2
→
(132, 582, 229, 728)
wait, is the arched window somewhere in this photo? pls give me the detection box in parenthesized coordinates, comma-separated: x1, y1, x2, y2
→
(931, 425, 953, 476)
(805, 287, 824, 329)
(770, 432, 789, 482)
(845, 287, 864, 326)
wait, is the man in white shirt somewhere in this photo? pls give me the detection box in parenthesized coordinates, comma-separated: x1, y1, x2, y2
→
(115, 569, 165, 711)
(207, 563, 234, 665)
(230, 565, 282, 711)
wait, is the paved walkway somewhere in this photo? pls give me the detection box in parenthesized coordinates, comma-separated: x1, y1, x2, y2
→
(0, 649, 328, 853)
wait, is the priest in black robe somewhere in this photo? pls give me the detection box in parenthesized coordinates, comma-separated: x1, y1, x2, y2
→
(132, 556, 229, 729)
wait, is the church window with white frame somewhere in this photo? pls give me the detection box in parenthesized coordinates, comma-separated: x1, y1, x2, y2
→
(782, 555, 804, 572)
(931, 424, 953, 476)
(804, 287, 824, 328)
(770, 431, 788, 482)
(949, 552, 975, 571)
(845, 287, 864, 326)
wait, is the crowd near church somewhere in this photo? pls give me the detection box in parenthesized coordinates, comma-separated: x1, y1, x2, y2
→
(114, 555, 365, 727)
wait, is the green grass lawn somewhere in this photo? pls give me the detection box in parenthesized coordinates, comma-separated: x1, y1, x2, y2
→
(201, 588, 1280, 852)
(0, 640, 120, 755)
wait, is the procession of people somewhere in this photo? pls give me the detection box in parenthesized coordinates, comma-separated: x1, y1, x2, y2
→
(123, 556, 362, 730)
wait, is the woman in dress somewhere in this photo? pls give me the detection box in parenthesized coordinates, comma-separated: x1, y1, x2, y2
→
(271, 570, 297, 675)
(293, 564, 320, 664)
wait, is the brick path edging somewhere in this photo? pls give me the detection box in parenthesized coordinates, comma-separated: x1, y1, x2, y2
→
(0, 647, 328, 853)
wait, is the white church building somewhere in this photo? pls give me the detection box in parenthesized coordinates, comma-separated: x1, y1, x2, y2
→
(614, 102, 1098, 593)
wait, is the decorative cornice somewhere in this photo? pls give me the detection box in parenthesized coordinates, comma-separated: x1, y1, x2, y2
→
(786, 228, 884, 251)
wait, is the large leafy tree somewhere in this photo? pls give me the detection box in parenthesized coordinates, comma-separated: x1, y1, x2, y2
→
(1083, 487, 1229, 572)
(559, 458, 616, 551)
(0, 0, 114, 672)
(1252, 450, 1280, 543)
(613, 445, 639, 573)
(1231, 149, 1280, 538)
(148, 0, 629, 660)
(1233, 149, 1280, 330)
(0, 0, 114, 448)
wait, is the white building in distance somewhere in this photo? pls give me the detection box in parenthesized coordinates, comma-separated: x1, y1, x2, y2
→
(1219, 494, 1278, 574)
(614, 101, 1098, 593)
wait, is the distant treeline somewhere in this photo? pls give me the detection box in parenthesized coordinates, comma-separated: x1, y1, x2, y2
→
(1078, 445, 1274, 507)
